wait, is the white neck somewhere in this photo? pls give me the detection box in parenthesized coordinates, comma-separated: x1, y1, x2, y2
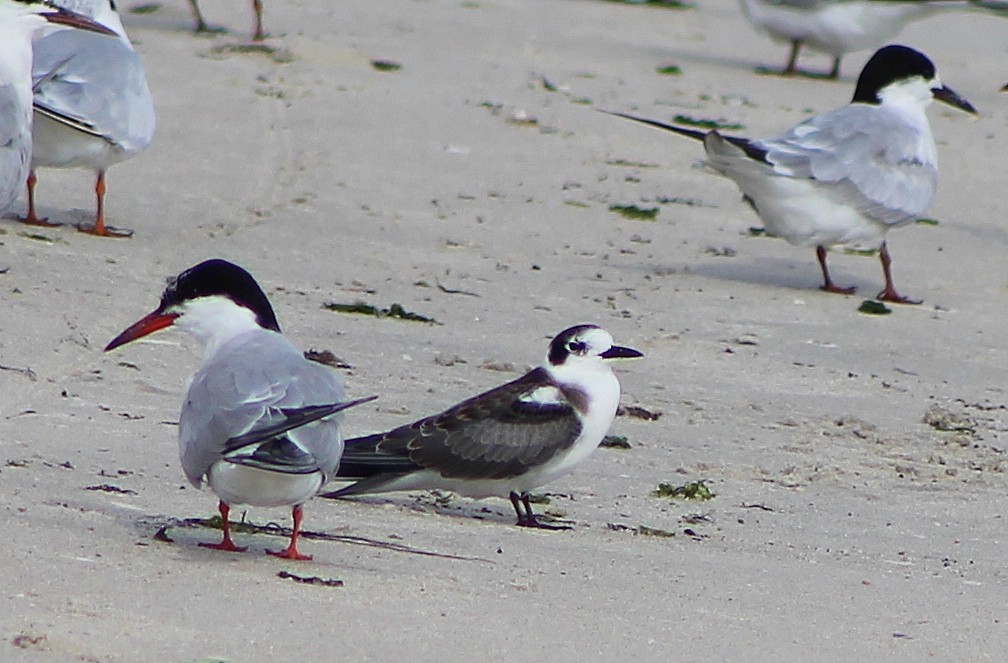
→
(174, 296, 264, 359)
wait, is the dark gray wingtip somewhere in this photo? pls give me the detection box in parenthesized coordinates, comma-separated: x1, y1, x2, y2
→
(317, 473, 403, 499)
(223, 395, 378, 453)
(597, 109, 708, 141)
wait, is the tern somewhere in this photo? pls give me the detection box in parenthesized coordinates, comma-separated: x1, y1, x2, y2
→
(105, 259, 375, 560)
(0, 0, 116, 216)
(605, 45, 976, 304)
(24, 0, 156, 237)
(322, 325, 643, 530)
(738, 0, 969, 79)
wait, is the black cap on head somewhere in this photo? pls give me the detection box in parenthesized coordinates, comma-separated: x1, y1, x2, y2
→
(160, 259, 281, 332)
(548, 324, 601, 365)
(852, 45, 936, 105)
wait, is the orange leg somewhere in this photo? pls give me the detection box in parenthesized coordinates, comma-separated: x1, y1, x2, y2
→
(199, 501, 248, 553)
(266, 504, 312, 561)
(19, 171, 59, 227)
(78, 171, 132, 238)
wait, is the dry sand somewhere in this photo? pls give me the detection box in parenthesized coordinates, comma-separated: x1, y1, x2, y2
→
(2, 0, 1008, 660)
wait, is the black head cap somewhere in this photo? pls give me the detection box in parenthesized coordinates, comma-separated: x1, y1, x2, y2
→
(547, 324, 601, 365)
(852, 45, 936, 105)
(160, 259, 281, 332)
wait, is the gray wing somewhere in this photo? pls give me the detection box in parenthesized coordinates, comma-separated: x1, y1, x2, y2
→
(178, 331, 347, 488)
(0, 82, 30, 212)
(755, 104, 937, 224)
(334, 368, 584, 488)
(31, 29, 155, 152)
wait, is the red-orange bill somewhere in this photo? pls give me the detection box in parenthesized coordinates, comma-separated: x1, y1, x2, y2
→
(43, 8, 119, 36)
(104, 311, 178, 352)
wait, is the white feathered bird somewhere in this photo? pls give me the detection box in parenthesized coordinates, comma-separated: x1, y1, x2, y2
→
(605, 45, 976, 303)
(324, 325, 642, 530)
(0, 0, 115, 216)
(25, 0, 155, 237)
(738, 0, 970, 79)
(105, 259, 374, 560)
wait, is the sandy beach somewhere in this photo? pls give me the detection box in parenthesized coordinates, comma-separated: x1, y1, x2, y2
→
(2, 0, 1008, 660)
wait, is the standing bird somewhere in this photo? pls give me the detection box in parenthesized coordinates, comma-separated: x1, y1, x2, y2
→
(25, 0, 156, 237)
(605, 45, 976, 303)
(738, 0, 969, 79)
(105, 259, 374, 560)
(187, 0, 266, 41)
(0, 0, 115, 216)
(322, 325, 643, 530)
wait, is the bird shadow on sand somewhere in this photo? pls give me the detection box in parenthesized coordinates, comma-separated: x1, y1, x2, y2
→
(637, 46, 854, 84)
(323, 492, 577, 531)
(689, 254, 868, 297)
(143, 515, 496, 564)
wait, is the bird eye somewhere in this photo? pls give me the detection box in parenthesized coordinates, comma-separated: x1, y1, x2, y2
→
(567, 340, 588, 355)
(110, 0, 117, 9)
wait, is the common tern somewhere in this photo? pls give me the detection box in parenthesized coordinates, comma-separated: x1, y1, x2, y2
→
(0, 0, 115, 215)
(322, 325, 643, 530)
(105, 259, 375, 560)
(739, 0, 968, 79)
(605, 45, 976, 303)
(24, 0, 156, 237)
(187, 0, 266, 41)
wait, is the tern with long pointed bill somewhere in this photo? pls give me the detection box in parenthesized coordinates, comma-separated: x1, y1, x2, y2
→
(322, 325, 642, 530)
(738, 0, 972, 79)
(23, 0, 156, 238)
(105, 259, 375, 560)
(0, 0, 117, 216)
(604, 45, 976, 304)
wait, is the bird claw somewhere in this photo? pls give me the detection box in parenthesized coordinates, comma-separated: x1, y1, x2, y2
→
(876, 289, 921, 305)
(266, 547, 312, 561)
(18, 215, 59, 228)
(199, 540, 248, 553)
(515, 516, 573, 531)
(77, 222, 134, 238)
(820, 283, 857, 295)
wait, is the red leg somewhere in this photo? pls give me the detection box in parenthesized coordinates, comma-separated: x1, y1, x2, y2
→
(266, 504, 312, 561)
(19, 171, 59, 227)
(199, 501, 248, 552)
(816, 246, 856, 295)
(78, 171, 132, 238)
(875, 242, 921, 304)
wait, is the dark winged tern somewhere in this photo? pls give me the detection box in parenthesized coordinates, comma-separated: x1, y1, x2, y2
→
(322, 325, 643, 530)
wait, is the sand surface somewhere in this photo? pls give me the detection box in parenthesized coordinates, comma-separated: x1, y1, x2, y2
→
(2, 0, 1008, 660)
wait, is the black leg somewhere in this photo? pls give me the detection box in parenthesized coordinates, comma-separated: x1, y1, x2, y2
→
(509, 491, 572, 531)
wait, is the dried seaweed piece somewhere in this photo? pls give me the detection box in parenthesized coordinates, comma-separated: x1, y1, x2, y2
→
(672, 114, 743, 130)
(652, 480, 715, 500)
(857, 300, 891, 315)
(277, 570, 344, 588)
(323, 301, 439, 324)
(609, 204, 659, 221)
(600, 435, 631, 449)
